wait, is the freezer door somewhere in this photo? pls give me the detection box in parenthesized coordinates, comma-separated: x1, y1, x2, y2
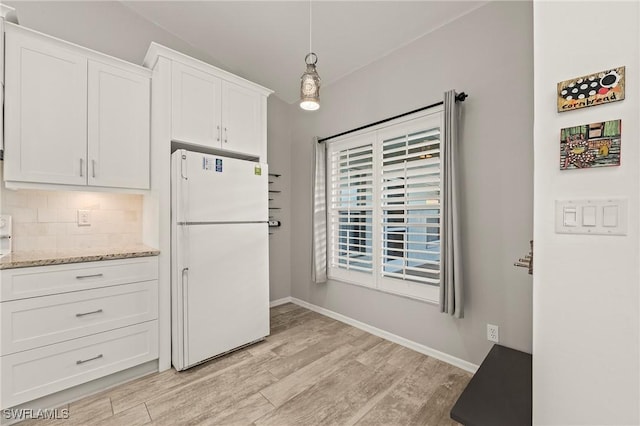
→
(176, 223, 269, 369)
(172, 149, 268, 223)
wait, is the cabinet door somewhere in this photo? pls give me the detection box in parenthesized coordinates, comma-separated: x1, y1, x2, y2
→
(4, 30, 87, 185)
(171, 62, 222, 148)
(88, 61, 150, 189)
(221, 81, 262, 157)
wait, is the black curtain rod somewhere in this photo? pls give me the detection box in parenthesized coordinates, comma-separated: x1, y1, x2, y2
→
(318, 92, 468, 143)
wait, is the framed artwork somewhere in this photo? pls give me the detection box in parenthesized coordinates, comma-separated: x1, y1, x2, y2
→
(557, 67, 625, 112)
(560, 120, 621, 170)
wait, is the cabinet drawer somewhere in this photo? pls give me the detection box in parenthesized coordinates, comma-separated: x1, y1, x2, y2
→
(0, 281, 158, 355)
(0, 321, 158, 409)
(0, 257, 158, 301)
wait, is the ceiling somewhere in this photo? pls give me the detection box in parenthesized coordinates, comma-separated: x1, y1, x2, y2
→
(122, 1, 487, 103)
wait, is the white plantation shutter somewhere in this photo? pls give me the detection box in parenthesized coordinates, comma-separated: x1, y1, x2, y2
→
(328, 139, 374, 277)
(381, 126, 441, 285)
(327, 109, 444, 301)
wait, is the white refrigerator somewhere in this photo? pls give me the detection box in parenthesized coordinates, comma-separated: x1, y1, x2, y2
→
(171, 149, 270, 371)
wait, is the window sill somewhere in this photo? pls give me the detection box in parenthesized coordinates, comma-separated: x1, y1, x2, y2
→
(326, 273, 440, 306)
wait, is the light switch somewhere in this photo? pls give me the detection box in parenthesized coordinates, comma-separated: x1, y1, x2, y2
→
(563, 207, 577, 226)
(77, 210, 91, 227)
(582, 206, 596, 226)
(556, 198, 627, 236)
(603, 205, 618, 227)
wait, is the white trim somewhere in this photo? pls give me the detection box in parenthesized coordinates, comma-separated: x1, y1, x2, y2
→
(269, 297, 293, 307)
(143, 42, 273, 97)
(4, 23, 151, 76)
(3, 180, 151, 195)
(326, 110, 444, 304)
(0, 4, 18, 23)
(289, 297, 478, 373)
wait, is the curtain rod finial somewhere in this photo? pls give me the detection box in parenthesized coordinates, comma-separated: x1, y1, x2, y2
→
(455, 92, 468, 102)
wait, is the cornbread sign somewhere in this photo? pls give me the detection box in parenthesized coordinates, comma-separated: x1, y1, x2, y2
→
(560, 120, 621, 170)
(557, 67, 625, 112)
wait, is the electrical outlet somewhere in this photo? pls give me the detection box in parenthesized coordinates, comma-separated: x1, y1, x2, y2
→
(487, 324, 499, 343)
(77, 210, 91, 226)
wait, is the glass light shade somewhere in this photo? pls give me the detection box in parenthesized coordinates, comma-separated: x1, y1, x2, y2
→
(300, 100, 320, 111)
(300, 56, 320, 111)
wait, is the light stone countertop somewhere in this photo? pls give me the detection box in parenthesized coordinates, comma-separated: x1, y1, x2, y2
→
(0, 245, 160, 270)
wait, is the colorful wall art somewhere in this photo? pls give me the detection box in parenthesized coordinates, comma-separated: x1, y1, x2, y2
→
(560, 120, 621, 170)
(557, 67, 625, 112)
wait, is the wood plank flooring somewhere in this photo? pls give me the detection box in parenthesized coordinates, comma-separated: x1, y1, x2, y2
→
(19, 303, 471, 426)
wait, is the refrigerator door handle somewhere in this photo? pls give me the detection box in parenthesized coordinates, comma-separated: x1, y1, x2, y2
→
(180, 154, 188, 180)
(181, 267, 189, 365)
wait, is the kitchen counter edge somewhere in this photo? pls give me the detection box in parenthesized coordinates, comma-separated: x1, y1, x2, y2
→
(0, 247, 161, 270)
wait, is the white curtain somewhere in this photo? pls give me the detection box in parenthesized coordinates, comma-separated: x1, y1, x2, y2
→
(440, 90, 464, 318)
(312, 137, 328, 283)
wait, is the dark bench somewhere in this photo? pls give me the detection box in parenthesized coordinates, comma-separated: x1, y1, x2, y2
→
(450, 344, 532, 426)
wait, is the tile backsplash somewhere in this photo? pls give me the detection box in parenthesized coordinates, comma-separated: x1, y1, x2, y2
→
(0, 189, 142, 251)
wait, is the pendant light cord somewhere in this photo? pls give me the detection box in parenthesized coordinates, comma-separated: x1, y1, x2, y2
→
(309, 0, 312, 53)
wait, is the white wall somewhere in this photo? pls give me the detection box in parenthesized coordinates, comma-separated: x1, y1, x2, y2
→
(4, 1, 223, 68)
(290, 1, 534, 366)
(267, 96, 293, 301)
(533, 2, 639, 424)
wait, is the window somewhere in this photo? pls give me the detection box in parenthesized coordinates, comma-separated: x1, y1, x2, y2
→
(327, 109, 443, 302)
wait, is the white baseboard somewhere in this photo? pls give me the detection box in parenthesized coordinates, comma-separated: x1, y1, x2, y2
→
(290, 297, 478, 374)
(269, 297, 293, 307)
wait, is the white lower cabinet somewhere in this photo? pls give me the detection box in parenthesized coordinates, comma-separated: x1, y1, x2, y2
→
(0, 257, 159, 409)
(1, 322, 158, 409)
(0, 281, 158, 355)
(1, 257, 158, 302)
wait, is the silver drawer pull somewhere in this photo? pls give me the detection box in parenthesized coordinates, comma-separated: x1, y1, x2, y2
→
(76, 354, 103, 365)
(75, 309, 103, 317)
(75, 273, 103, 279)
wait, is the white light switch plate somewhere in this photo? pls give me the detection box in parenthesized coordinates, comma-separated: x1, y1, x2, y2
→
(77, 210, 91, 226)
(0, 215, 12, 256)
(555, 199, 627, 236)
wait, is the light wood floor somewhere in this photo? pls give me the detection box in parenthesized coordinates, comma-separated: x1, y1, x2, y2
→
(21, 303, 471, 426)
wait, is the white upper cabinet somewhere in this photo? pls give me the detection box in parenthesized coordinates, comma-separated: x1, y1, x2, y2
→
(152, 44, 271, 160)
(88, 61, 150, 189)
(3, 24, 151, 190)
(171, 62, 222, 148)
(4, 28, 88, 185)
(221, 81, 262, 158)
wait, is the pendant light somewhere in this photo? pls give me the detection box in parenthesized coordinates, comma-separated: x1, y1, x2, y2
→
(300, 0, 320, 111)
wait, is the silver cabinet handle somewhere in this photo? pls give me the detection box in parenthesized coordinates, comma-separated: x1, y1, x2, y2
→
(80, 158, 84, 177)
(180, 154, 188, 180)
(182, 268, 189, 287)
(76, 309, 103, 317)
(75, 273, 103, 279)
(76, 354, 103, 365)
(217, 125, 221, 142)
(182, 267, 189, 358)
(182, 267, 189, 302)
(224, 127, 228, 143)
(92, 160, 96, 178)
